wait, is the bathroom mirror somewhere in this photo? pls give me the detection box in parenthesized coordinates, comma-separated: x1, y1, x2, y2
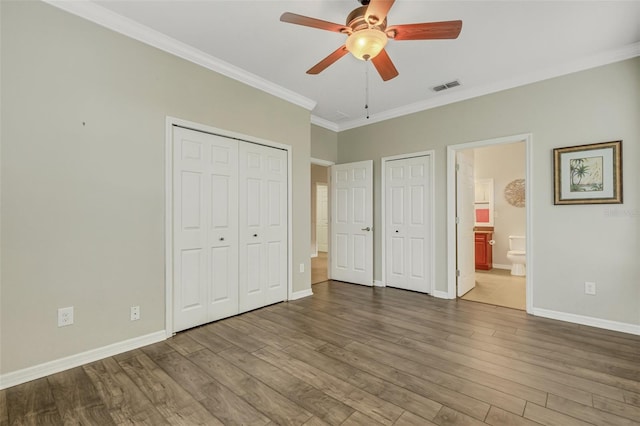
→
(474, 178, 494, 226)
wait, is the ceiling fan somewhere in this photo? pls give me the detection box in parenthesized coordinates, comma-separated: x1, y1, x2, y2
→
(280, 0, 463, 81)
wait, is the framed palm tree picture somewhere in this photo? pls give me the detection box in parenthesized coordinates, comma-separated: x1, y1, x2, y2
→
(553, 140, 622, 205)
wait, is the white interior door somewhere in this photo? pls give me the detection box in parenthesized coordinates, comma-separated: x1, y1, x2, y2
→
(316, 183, 329, 252)
(385, 155, 432, 293)
(239, 142, 288, 313)
(330, 161, 373, 286)
(456, 150, 476, 297)
(173, 127, 239, 332)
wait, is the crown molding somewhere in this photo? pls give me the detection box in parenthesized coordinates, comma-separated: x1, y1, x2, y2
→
(336, 41, 640, 132)
(37, 1, 640, 133)
(310, 115, 340, 132)
(43, 0, 317, 112)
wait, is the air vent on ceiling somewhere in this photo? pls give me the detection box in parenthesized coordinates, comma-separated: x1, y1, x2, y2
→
(333, 110, 350, 121)
(433, 80, 461, 92)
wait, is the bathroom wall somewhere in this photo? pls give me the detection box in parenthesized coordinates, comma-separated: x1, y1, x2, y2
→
(310, 164, 329, 255)
(474, 143, 527, 268)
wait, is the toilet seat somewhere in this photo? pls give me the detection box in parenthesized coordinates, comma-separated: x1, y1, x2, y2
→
(508, 250, 525, 256)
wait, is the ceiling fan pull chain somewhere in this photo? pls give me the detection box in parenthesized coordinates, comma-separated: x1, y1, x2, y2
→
(365, 61, 370, 119)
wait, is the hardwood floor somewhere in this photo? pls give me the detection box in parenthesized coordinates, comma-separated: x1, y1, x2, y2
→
(2, 280, 640, 425)
(312, 252, 328, 285)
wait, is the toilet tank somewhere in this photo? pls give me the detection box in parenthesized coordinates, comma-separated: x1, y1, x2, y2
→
(509, 236, 526, 251)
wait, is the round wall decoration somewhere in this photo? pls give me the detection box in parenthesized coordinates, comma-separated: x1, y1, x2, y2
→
(504, 179, 525, 207)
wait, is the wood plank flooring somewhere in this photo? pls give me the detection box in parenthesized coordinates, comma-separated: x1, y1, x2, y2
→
(2, 280, 640, 425)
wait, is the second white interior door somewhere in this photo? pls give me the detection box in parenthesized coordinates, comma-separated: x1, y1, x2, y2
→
(330, 161, 373, 286)
(385, 155, 432, 293)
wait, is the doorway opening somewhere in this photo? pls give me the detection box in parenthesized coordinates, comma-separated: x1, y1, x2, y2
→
(311, 159, 332, 284)
(447, 134, 533, 313)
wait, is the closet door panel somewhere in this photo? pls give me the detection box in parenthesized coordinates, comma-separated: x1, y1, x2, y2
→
(239, 143, 266, 312)
(239, 143, 287, 312)
(207, 136, 239, 322)
(264, 149, 288, 305)
(173, 128, 209, 331)
(173, 127, 239, 331)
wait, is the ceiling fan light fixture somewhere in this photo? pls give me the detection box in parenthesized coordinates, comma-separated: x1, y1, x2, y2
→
(345, 28, 388, 61)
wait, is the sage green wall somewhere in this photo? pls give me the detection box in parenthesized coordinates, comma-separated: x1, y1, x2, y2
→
(311, 124, 338, 163)
(1, 1, 311, 374)
(338, 58, 639, 326)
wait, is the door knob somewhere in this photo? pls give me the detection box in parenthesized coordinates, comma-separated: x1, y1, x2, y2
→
(220, 237, 225, 241)
(361, 227, 371, 232)
(395, 230, 399, 233)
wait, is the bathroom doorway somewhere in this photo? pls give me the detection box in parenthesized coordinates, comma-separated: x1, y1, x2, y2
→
(447, 134, 532, 312)
(311, 160, 332, 284)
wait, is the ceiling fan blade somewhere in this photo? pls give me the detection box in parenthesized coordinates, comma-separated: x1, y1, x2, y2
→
(307, 45, 350, 75)
(365, 0, 395, 26)
(387, 20, 463, 40)
(371, 49, 398, 81)
(280, 12, 349, 33)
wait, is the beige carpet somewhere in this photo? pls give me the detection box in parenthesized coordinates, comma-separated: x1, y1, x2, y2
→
(461, 269, 526, 310)
(311, 251, 328, 284)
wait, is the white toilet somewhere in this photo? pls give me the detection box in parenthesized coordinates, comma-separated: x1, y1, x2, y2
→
(507, 236, 526, 276)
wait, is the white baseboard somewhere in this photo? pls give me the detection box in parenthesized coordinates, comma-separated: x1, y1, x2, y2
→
(289, 288, 313, 300)
(433, 290, 454, 299)
(0, 330, 166, 390)
(532, 308, 640, 336)
(492, 264, 511, 270)
(373, 280, 385, 287)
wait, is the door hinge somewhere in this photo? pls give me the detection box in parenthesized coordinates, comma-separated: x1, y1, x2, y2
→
(456, 163, 460, 172)
(456, 269, 461, 277)
(455, 216, 460, 224)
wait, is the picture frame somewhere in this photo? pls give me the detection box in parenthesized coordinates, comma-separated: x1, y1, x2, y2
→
(553, 140, 622, 205)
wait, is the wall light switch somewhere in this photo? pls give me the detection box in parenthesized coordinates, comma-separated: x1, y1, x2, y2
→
(299, 263, 305, 273)
(130, 306, 140, 321)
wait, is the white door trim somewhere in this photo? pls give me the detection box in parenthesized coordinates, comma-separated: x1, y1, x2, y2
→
(381, 151, 436, 293)
(165, 116, 293, 336)
(310, 158, 335, 167)
(311, 158, 334, 280)
(446, 133, 533, 314)
(315, 182, 329, 254)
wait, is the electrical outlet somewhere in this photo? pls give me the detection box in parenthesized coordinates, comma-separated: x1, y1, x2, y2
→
(299, 263, 305, 273)
(585, 281, 596, 295)
(58, 306, 74, 327)
(130, 306, 140, 321)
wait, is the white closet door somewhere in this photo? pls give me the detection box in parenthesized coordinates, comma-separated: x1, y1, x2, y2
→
(173, 127, 238, 332)
(330, 161, 373, 286)
(239, 142, 288, 313)
(207, 135, 239, 322)
(385, 155, 432, 293)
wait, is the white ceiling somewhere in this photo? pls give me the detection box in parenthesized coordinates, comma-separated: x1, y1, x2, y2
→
(66, 1, 639, 130)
